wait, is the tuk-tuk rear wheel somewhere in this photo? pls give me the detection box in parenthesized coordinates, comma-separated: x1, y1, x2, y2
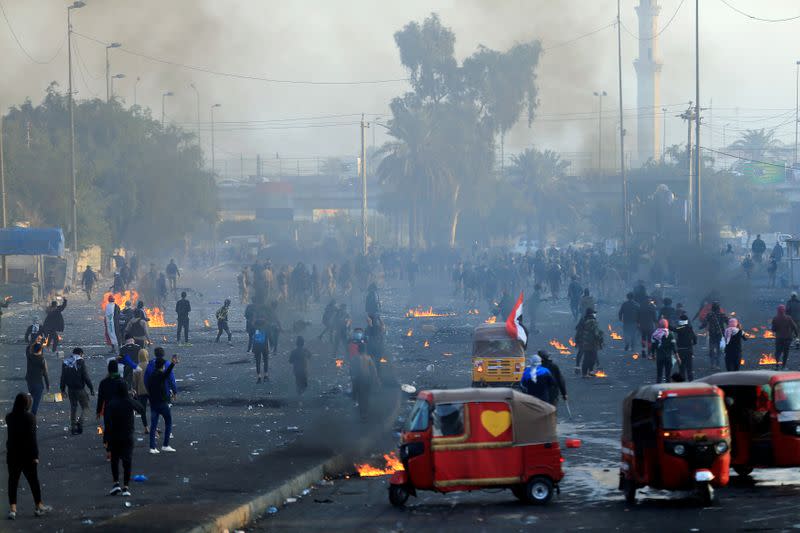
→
(525, 476, 554, 505)
(623, 479, 636, 504)
(389, 484, 410, 507)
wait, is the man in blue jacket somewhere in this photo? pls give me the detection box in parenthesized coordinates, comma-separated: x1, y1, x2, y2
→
(519, 354, 556, 404)
(144, 347, 177, 399)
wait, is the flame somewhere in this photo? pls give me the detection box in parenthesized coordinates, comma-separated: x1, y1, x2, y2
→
(97, 426, 104, 435)
(355, 452, 404, 477)
(607, 325, 622, 340)
(763, 330, 776, 339)
(204, 319, 211, 328)
(100, 290, 140, 310)
(484, 316, 497, 324)
(740, 359, 745, 366)
(405, 329, 413, 337)
(632, 353, 640, 360)
(759, 353, 778, 365)
(594, 370, 608, 378)
(145, 307, 174, 328)
(379, 357, 388, 363)
(405, 306, 452, 318)
(568, 338, 576, 347)
(559, 350, 572, 355)
(423, 340, 430, 348)
(335, 359, 344, 368)
(467, 309, 480, 315)
(42, 337, 49, 347)
(549, 339, 568, 351)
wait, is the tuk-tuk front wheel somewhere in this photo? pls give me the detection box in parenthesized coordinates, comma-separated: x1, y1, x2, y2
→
(525, 476, 554, 505)
(733, 465, 753, 477)
(389, 484, 410, 507)
(697, 482, 715, 506)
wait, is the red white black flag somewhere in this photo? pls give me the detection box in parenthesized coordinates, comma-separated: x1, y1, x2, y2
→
(505, 292, 527, 347)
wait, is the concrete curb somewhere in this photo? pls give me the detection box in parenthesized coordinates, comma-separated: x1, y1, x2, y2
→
(186, 390, 403, 533)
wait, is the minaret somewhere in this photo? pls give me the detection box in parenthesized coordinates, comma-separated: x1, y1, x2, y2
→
(634, 0, 663, 165)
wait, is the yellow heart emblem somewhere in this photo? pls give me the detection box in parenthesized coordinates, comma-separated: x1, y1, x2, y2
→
(480, 410, 511, 438)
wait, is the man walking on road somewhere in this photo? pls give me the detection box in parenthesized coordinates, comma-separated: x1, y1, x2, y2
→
(752, 234, 767, 263)
(175, 292, 191, 346)
(772, 305, 798, 370)
(166, 259, 180, 293)
(81, 266, 97, 301)
(674, 313, 697, 381)
(538, 350, 567, 407)
(618, 293, 640, 352)
(215, 299, 232, 345)
(60, 348, 94, 435)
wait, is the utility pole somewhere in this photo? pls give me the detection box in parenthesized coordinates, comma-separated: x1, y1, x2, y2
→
(105, 42, 121, 103)
(161, 91, 173, 129)
(67, 1, 84, 253)
(680, 103, 694, 241)
(190, 83, 200, 146)
(795, 60, 800, 167)
(694, 0, 702, 245)
(662, 107, 668, 161)
(0, 116, 7, 283)
(594, 90, 607, 171)
(361, 114, 368, 255)
(617, 0, 629, 252)
(241, 154, 244, 180)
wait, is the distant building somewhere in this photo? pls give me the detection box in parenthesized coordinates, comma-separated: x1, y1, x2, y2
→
(635, 0, 663, 166)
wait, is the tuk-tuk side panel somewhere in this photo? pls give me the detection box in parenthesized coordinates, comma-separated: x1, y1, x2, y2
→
(770, 416, 800, 466)
(431, 401, 521, 489)
(521, 442, 563, 483)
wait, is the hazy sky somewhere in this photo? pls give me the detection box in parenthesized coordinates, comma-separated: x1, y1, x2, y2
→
(2, 0, 800, 175)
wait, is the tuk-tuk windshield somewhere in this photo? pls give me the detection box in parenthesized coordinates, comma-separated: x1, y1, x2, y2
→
(774, 380, 800, 412)
(661, 395, 728, 430)
(405, 399, 430, 432)
(473, 339, 524, 358)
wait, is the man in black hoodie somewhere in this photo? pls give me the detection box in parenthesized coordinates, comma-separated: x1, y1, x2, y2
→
(60, 348, 94, 435)
(105, 379, 143, 497)
(96, 359, 124, 450)
(673, 313, 698, 381)
(175, 292, 191, 345)
(538, 350, 567, 407)
(42, 298, 67, 354)
(618, 293, 640, 352)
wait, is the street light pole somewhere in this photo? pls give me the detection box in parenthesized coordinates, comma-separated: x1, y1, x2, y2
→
(593, 90, 607, 171)
(67, 1, 84, 253)
(210, 103, 221, 177)
(161, 91, 173, 129)
(189, 83, 200, 146)
(105, 42, 121, 103)
(133, 76, 141, 107)
(0, 116, 7, 283)
(361, 113, 368, 255)
(662, 107, 668, 161)
(694, 0, 702, 245)
(795, 60, 800, 167)
(110, 73, 125, 101)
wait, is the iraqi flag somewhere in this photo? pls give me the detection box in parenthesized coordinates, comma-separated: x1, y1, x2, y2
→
(505, 292, 528, 348)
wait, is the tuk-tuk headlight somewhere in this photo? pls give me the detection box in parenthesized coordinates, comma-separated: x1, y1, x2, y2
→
(715, 441, 728, 454)
(673, 444, 686, 456)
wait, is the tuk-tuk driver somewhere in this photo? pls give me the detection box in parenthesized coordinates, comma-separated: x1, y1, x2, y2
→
(520, 354, 556, 404)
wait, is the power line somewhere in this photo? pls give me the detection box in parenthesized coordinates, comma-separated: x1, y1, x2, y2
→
(72, 31, 409, 86)
(542, 21, 616, 51)
(702, 146, 789, 169)
(718, 0, 800, 22)
(620, 0, 687, 40)
(0, 0, 65, 64)
(71, 39, 99, 98)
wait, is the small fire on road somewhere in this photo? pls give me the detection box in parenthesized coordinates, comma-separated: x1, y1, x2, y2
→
(759, 353, 778, 365)
(485, 316, 497, 324)
(406, 306, 453, 318)
(335, 359, 344, 368)
(355, 452, 404, 477)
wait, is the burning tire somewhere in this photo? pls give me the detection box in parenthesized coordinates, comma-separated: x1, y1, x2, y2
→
(525, 476, 553, 505)
(389, 484, 410, 507)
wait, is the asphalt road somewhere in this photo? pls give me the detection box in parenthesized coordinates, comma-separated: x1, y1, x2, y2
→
(252, 279, 800, 532)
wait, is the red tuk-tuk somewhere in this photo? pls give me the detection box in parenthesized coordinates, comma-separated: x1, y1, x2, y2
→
(620, 383, 731, 505)
(700, 371, 800, 476)
(389, 388, 576, 506)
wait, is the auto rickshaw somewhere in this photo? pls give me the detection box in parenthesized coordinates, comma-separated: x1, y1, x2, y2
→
(699, 370, 800, 476)
(620, 383, 731, 505)
(471, 324, 526, 387)
(388, 388, 579, 507)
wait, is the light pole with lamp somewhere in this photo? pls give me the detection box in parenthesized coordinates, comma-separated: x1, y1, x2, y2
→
(67, 0, 85, 252)
(593, 90, 607, 171)
(133, 76, 141, 107)
(189, 83, 201, 145)
(161, 91, 173, 129)
(110, 73, 125, 101)
(105, 42, 121, 102)
(210, 103, 221, 177)
(795, 60, 800, 167)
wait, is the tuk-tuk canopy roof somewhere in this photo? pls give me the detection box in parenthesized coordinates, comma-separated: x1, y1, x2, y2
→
(622, 382, 722, 441)
(473, 324, 514, 342)
(625, 382, 720, 403)
(699, 370, 800, 387)
(424, 388, 556, 445)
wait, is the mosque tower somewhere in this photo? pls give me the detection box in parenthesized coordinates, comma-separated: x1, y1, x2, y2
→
(634, 0, 663, 165)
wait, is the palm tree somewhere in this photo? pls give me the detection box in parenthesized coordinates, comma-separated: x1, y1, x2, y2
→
(728, 128, 781, 160)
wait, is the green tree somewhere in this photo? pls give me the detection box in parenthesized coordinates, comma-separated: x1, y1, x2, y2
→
(2, 83, 216, 253)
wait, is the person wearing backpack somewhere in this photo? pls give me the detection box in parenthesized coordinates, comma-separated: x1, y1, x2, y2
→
(252, 319, 270, 383)
(215, 299, 232, 345)
(702, 302, 727, 370)
(59, 348, 94, 435)
(674, 313, 698, 380)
